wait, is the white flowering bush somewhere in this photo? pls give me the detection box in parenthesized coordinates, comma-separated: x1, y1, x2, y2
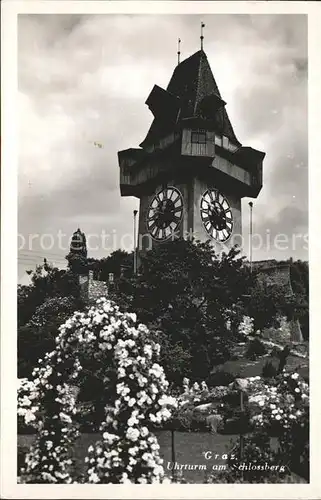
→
(19, 298, 176, 484)
(246, 371, 309, 478)
(249, 371, 309, 433)
(18, 378, 40, 430)
(238, 315, 254, 337)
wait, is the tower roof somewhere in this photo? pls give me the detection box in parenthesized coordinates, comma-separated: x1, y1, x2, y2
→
(140, 50, 241, 148)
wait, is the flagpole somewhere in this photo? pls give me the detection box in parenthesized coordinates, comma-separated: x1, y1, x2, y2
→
(133, 210, 138, 274)
(177, 38, 181, 65)
(200, 22, 205, 50)
(249, 202, 253, 273)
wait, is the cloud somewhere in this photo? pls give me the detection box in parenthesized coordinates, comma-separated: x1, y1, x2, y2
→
(18, 13, 308, 281)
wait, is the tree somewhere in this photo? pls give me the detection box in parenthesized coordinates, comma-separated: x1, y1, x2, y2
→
(246, 279, 290, 331)
(110, 239, 252, 384)
(18, 261, 84, 378)
(18, 261, 82, 327)
(88, 250, 133, 281)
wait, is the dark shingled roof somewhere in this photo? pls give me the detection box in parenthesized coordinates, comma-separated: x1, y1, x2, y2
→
(140, 50, 241, 148)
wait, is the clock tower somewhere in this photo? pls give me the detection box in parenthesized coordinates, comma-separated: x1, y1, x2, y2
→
(118, 49, 265, 253)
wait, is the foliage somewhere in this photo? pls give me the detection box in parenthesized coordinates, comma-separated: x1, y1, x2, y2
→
(18, 285, 33, 326)
(169, 379, 216, 432)
(214, 384, 250, 435)
(171, 370, 309, 479)
(290, 260, 309, 340)
(18, 294, 83, 378)
(178, 378, 229, 404)
(262, 322, 291, 345)
(246, 279, 291, 331)
(237, 315, 254, 339)
(261, 360, 278, 379)
(18, 261, 84, 378)
(18, 262, 81, 327)
(173, 370, 309, 479)
(19, 298, 176, 484)
(166, 378, 234, 433)
(247, 260, 309, 339)
(208, 370, 309, 481)
(205, 433, 294, 483)
(245, 338, 267, 360)
(209, 369, 236, 387)
(88, 250, 133, 281)
(75, 402, 100, 433)
(110, 240, 252, 384)
(276, 345, 291, 374)
(168, 407, 210, 433)
(247, 370, 309, 479)
(249, 370, 309, 431)
(28, 296, 78, 328)
(18, 378, 40, 434)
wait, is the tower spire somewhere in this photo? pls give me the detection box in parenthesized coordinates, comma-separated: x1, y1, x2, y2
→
(200, 22, 205, 51)
(177, 38, 181, 65)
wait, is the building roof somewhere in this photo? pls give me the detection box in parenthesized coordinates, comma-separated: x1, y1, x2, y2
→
(140, 50, 241, 148)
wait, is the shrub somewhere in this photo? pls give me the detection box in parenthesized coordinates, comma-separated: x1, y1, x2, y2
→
(18, 446, 29, 477)
(276, 345, 291, 373)
(166, 379, 229, 433)
(168, 379, 218, 432)
(237, 316, 254, 339)
(17, 378, 40, 433)
(245, 338, 267, 360)
(218, 391, 251, 435)
(205, 432, 296, 483)
(18, 417, 37, 435)
(172, 408, 195, 431)
(222, 390, 248, 408)
(170, 407, 210, 432)
(219, 412, 252, 435)
(74, 402, 100, 433)
(209, 369, 236, 387)
(208, 386, 230, 402)
(261, 360, 278, 379)
(262, 323, 291, 345)
(248, 370, 309, 479)
(247, 278, 294, 332)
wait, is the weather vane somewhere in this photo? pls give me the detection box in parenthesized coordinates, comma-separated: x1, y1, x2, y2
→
(200, 22, 205, 50)
(177, 38, 181, 65)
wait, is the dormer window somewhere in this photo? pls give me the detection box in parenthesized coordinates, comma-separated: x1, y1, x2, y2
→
(191, 129, 206, 144)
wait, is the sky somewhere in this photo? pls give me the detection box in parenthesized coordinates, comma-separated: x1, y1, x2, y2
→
(18, 13, 308, 284)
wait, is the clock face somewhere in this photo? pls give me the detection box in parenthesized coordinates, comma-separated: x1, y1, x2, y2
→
(147, 186, 183, 240)
(200, 189, 233, 242)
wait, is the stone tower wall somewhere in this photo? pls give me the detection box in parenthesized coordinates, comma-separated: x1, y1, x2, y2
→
(253, 261, 303, 342)
(79, 270, 108, 305)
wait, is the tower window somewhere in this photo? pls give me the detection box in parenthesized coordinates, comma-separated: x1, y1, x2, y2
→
(222, 136, 229, 149)
(191, 129, 206, 144)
